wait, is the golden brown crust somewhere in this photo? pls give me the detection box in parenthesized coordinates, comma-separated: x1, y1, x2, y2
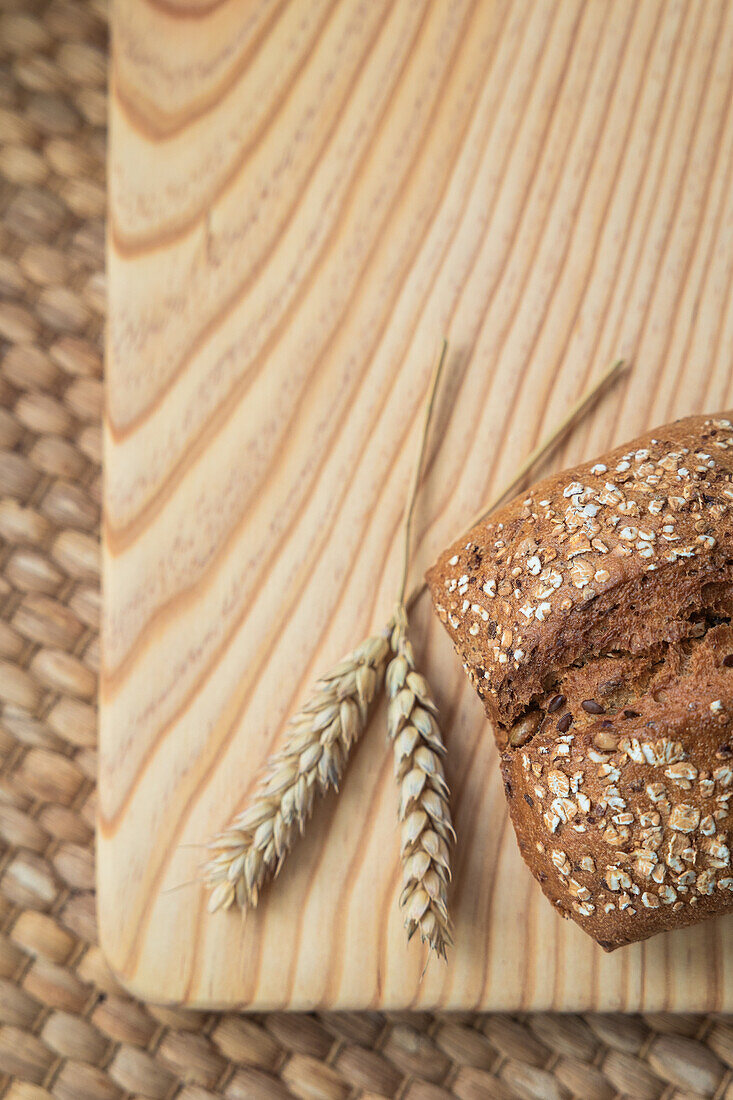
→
(426, 412, 733, 949)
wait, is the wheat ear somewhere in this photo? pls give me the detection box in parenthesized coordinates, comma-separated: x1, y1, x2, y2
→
(385, 352, 626, 956)
(387, 339, 455, 959)
(205, 630, 390, 912)
(387, 603, 454, 958)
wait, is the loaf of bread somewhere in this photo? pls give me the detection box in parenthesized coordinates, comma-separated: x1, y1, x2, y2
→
(426, 413, 733, 950)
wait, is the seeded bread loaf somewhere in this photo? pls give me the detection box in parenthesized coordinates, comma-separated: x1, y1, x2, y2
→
(426, 413, 733, 949)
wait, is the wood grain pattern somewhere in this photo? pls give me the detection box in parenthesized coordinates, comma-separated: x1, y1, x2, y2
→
(102, 0, 733, 1010)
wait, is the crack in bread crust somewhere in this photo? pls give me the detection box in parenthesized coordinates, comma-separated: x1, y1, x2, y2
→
(503, 603, 733, 752)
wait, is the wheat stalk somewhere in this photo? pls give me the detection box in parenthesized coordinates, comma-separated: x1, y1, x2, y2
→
(403, 356, 626, 610)
(387, 340, 454, 960)
(385, 353, 626, 958)
(205, 630, 390, 911)
(387, 603, 454, 958)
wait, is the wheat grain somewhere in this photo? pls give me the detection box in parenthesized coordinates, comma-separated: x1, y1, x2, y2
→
(387, 603, 454, 959)
(205, 630, 391, 911)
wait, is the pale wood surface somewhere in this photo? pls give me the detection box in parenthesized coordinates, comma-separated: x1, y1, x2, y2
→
(101, 0, 733, 1010)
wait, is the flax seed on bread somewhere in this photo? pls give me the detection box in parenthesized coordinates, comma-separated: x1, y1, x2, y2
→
(426, 413, 733, 949)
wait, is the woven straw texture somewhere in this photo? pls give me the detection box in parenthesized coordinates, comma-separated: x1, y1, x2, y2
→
(2, 1, 733, 1097)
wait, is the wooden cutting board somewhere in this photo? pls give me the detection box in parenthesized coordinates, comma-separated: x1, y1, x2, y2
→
(101, 0, 733, 1010)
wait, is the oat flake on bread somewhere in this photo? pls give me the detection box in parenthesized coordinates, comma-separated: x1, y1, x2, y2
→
(426, 414, 733, 950)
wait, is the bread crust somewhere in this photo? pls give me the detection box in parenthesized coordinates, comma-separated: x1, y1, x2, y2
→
(427, 413, 733, 948)
(502, 621, 733, 949)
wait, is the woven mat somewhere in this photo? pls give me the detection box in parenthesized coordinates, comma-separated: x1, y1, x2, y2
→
(1, 3, 733, 1099)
